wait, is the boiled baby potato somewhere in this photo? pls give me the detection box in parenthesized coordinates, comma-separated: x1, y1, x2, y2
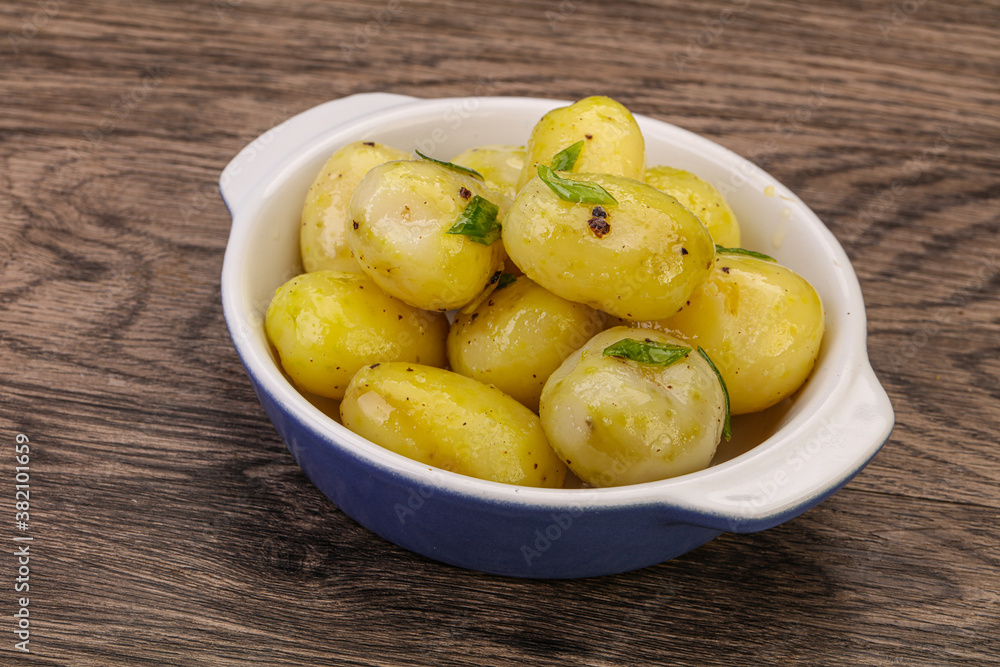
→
(502, 172, 715, 320)
(447, 275, 605, 412)
(264, 271, 448, 400)
(450, 144, 524, 202)
(654, 251, 824, 414)
(348, 159, 506, 311)
(517, 96, 645, 190)
(645, 166, 741, 248)
(300, 141, 411, 273)
(341, 362, 567, 488)
(539, 327, 726, 487)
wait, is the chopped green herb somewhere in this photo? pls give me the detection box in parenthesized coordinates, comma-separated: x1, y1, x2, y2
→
(550, 140, 585, 171)
(415, 150, 484, 180)
(602, 338, 691, 368)
(536, 165, 618, 206)
(446, 195, 501, 245)
(496, 273, 518, 289)
(715, 245, 776, 262)
(697, 347, 731, 441)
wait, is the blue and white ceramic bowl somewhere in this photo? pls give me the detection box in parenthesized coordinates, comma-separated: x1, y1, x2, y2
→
(219, 93, 894, 578)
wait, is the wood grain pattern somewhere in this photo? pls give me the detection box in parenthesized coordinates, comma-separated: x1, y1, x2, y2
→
(1, 0, 998, 664)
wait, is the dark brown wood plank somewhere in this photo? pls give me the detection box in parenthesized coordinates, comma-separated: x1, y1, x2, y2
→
(1, 0, 998, 664)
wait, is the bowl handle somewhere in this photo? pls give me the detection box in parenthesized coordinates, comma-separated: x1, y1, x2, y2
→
(660, 363, 894, 533)
(218, 93, 417, 218)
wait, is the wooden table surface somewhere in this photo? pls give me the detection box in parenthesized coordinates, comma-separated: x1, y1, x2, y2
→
(2, 0, 998, 664)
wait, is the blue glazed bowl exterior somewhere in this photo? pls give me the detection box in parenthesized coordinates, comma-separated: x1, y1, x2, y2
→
(240, 352, 720, 578)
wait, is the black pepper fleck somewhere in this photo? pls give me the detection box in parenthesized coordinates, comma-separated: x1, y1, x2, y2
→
(588, 216, 611, 238)
(680, 247, 688, 255)
(459, 186, 472, 200)
(362, 141, 375, 146)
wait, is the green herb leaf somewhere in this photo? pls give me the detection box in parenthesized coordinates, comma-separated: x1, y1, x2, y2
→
(415, 150, 484, 180)
(537, 164, 618, 206)
(446, 195, 501, 245)
(715, 245, 776, 262)
(697, 347, 732, 441)
(602, 338, 691, 368)
(550, 140, 585, 171)
(496, 273, 518, 290)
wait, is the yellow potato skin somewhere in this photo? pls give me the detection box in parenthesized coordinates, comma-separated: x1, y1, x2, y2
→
(447, 277, 605, 412)
(300, 141, 411, 273)
(348, 160, 506, 311)
(341, 363, 567, 488)
(654, 254, 825, 414)
(264, 271, 448, 400)
(449, 144, 524, 202)
(502, 172, 715, 320)
(539, 327, 725, 487)
(645, 166, 741, 248)
(517, 96, 645, 190)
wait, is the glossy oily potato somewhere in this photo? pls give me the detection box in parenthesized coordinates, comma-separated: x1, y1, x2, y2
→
(645, 166, 741, 248)
(449, 144, 524, 202)
(348, 160, 506, 311)
(656, 253, 825, 414)
(300, 141, 411, 273)
(502, 172, 715, 320)
(517, 96, 645, 190)
(264, 271, 448, 400)
(539, 327, 726, 487)
(341, 363, 568, 488)
(447, 276, 605, 412)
